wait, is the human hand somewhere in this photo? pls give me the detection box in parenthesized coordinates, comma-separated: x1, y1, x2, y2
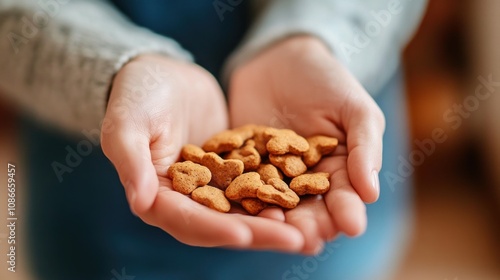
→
(101, 54, 304, 252)
(229, 36, 385, 254)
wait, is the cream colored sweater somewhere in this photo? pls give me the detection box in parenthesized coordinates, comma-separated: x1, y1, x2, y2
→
(0, 0, 426, 133)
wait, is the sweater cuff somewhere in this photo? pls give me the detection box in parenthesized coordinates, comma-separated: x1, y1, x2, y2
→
(76, 30, 193, 133)
(224, 0, 424, 95)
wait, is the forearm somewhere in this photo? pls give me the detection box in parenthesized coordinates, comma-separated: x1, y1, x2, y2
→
(226, 0, 426, 94)
(0, 0, 191, 133)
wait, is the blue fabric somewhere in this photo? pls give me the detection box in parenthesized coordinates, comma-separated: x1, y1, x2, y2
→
(23, 2, 413, 280)
(108, 0, 250, 77)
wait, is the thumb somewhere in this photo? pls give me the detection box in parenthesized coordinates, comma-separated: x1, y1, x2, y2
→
(345, 102, 385, 203)
(101, 127, 158, 215)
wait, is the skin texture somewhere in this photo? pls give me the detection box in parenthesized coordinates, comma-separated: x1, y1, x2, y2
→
(101, 55, 303, 253)
(229, 35, 385, 254)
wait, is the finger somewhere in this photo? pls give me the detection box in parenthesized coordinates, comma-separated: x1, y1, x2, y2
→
(345, 102, 385, 203)
(101, 127, 158, 215)
(228, 204, 285, 222)
(257, 207, 286, 222)
(285, 195, 337, 255)
(235, 215, 304, 252)
(143, 188, 253, 248)
(316, 157, 367, 237)
(143, 187, 303, 252)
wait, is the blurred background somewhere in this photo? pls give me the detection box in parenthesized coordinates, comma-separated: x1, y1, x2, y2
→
(392, 0, 500, 278)
(1, 0, 500, 279)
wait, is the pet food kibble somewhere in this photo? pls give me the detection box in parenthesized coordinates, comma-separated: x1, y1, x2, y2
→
(166, 161, 211, 195)
(174, 126, 338, 214)
(191, 185, 231, 213)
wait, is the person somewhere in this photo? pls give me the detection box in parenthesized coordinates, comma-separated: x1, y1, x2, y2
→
(0, 0, 426, 279)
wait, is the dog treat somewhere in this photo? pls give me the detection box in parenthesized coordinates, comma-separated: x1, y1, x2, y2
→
(257, 178, 300, 209)
(303, 136, 338, 167)
(241, 198, 267, 215)
(225, 172, 263, 201)
(191, 185, 231, 213)
(264, 128, 309, 155)
(269, 154, 307, 178)
(181, 144, 205, 163)
(201, 152, 244, 190)
(251, 125, 270, 156)
(225, 140, 261, 171)
(166, 161, 211, 195)
(171, 125, 338, 215)
(202, 125, 254, 154)
(290, 172, 331, 196)
(256, 163, 283, 183)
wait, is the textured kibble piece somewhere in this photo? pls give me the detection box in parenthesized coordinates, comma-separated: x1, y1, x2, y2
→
(166, 161, 211, 195)
(225, 140, 261, 171)
(269, 154, 307, 177)
(290, 172, 331, 196)
(251, 125, 270, 156)
(201, 153, 244, 190)
(181, 144, 206, 163)
(303, 136, 338, 167)
(264, 128, 309, 155)
(202, 126, 254, 154)
(225, 172, 263, 201)
(241, 198, 267, 215)
(257, 178, 300, 209)
(191, 185, 231, 213)
(256, 163, 283, 183)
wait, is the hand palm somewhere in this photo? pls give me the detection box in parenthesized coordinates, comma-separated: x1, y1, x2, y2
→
(229, 36, 384, 253)
(102, 55, 305, 252)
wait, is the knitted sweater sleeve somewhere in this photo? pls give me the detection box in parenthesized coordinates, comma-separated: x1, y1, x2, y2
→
(0, 0, 192, 132)
(225, 0, 427, 95)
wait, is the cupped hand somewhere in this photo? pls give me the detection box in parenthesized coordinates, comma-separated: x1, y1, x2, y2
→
(229, 36, 385, 254)
(100, 54, 304, 252)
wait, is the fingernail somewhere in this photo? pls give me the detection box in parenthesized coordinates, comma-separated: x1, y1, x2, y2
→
(124, 180, 138, 215)
(129, 191, 138, 216)
(129, 189, 137, 206)
(371, 169, 380, 194)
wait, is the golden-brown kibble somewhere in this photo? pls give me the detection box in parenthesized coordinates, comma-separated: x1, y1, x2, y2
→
(225, 140, 261, 171)
(225, 172, 263, 201)
(241, 198, 267, 215)
(191, 185, 231, 212)
(256, 163, 283, 183)
(264, 128, 309, 155)
(290, 172, 331, 195)
(166, 161, 211, 195)
(269, 154, 307, 177)
(200, 152, 244, 190)
(257, 178, 299, 209)
(202, 126, 254, 154)
(181, 144, 206, 163)
(303, 136, 338, 167)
